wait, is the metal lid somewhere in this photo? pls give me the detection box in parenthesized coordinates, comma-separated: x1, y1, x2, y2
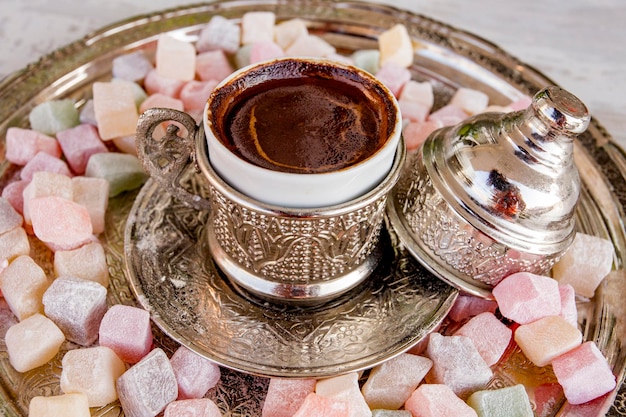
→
(387, 86, 591, 296)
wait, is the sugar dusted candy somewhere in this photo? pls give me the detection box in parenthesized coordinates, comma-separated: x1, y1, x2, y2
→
(196, 50, 235, 82)
(99, 304, 153, 363)
(262, 378, 316, 417)
(155, 34, 196, 81)
(398, 100, 429, 123)
(0, 197, 23, 235)
(170, 345, 221, 400)
(20, 151, 72, 182)
(144, 68, 186, 98)
(72, 176, 109, 235)
(428, 104, 467, 126)
(241, 11, 275, 45)
(0, 255, 48, 321)
(399, 80, 434, 110)
(117, 348, 178, 417)
(234, 44, 253, 69)
(28, 99, 80, 135)
(375, 62, 411, 97)
(425, 333, 492, 399)
(466, 384, 533, 417)
(552, 232, 614, 298)
(56, 123, 108, 174)
(30, 196, 93, 251)
(514, 315, 582, 367)
(60, 346, 126, 407)
(113, 136, 138, 156)
(361, 352, 432, 410)
(113, 78, 149, 107)
(249, 41, 285, 64)
(22, 171, 73, 226)
(454, 312, 512, 366)
(492, 272, 561, 324)
(54, 241, 109, 287)
(0, 227, 30, 262)
(197, 15, 241, 54)
(180, 80, 219, 113)
(293, 393, 350, 417)
(93, 81, 139, 140)
(551, 341, 616, 405)
(79, 99, 97, 126)
(2, 180, 28, 214)
(404, 384, 478, 417)
(351, 49, 380, 75)
(403, 120, 442, 152)
(450, 87, 490, 115)
(43, 276, 108, 346)
(447, 294, 498, 323)
(29, 393, 90, 417)
(164, 399, 223, 417)
(378, 24, 413, 68)
(5, 313, 65, 372)
(85, 152, 148, 197)
(316, 372, 370, 417)
(5, 127, 61, 165)
(113, 50, 154, 83)
(559, 284, 578, 327)
(285, 34, 336, 57)
(274, 18, 309, 50)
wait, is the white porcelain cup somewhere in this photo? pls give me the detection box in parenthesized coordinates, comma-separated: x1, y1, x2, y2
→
(203, 57, 403, 208)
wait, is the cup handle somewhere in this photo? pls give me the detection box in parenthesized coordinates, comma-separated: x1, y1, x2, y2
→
(136, 108, 211, 211)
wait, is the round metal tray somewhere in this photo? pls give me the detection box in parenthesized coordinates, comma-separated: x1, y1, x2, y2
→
(0, 1, 624, 416)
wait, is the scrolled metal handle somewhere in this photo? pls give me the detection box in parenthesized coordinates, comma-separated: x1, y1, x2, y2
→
(136, 108, 211, 211)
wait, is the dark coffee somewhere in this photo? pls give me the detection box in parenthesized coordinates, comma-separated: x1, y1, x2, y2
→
(207, 59, 396, 174)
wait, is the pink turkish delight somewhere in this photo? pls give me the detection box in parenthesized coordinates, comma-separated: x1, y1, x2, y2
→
(56, 124, 108, 174)
(5, 127, 61, 166)
(316, 372, 370, 417)
(559, 284, 578, 327)
(42, 276, 108, 346)
(427, 104, 467, 127)
(403, 120, 442, 152)
(454, 312, 512, 366)
(2, 180, 28, 214)
(262, 378, 316, 417)
(249, 41, 285, 64)
(404, 384, 478, 417)
(99, 304, 153, 363)
(170, 345, 221, 400)
(196, 15, 241, 54)
(447, 294, 498, 323)
(196, 50, 235, 82)
(0, 197, 23, 235)
(375, 62, 411, 97)
(292, 393, 350, 417)
(116, 348, 178, 417)
(492, 272, 561, 324)
(144, 69, 186, 98)
(180, 80, 218, 113)
(551, 341, 616, 405)
(22, 171, 73, 226)
(30, 196, 94, 251)
(20, 151, 72, 182)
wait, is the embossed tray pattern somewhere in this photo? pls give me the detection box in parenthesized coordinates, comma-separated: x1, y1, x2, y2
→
(0, 1, 624, 416)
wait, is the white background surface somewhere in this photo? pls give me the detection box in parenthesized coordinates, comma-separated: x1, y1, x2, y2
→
(1, 0, 624, 148)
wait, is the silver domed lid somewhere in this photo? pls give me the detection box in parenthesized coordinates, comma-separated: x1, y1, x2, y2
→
(387, 86, 590, 296)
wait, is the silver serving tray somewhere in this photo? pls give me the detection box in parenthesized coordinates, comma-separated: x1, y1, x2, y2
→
(0, 1, 624, 416)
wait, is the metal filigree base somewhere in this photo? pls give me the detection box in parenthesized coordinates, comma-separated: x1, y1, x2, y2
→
(124, 179, 457, 378)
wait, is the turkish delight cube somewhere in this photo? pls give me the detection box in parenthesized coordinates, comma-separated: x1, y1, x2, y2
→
(0, 227, 30, 263)
(274, 19, 309, 50)
(30, 196, 94, 251)
(196, 15, 241, 54)
(54, 241, 110, 288)
(170, 345, 221, 400)
(72, 176, 109, 235)
(378, 24, 413, 68)
(20, 151, 72, 182)
(112, 50, 154, 83)
(28, 99, 80, 135)
(492, 272, 561, 324)
(116, 348, 178, 417)
(241, 11, 275, 45)
(99, 304, 153, 363)
(361, 353, 432, 410)
(22, 171, 73, 226)
(262, 378, 316, 417)
(404, 384, 478, 417)
(514, 315, 582, 367)
(144, 68, 186, 98)
(454, 312, 512, 366)
(450, 87, 490, 115)
(43, 276, 108, 346)
(316, 372, 370, 417)
(85, 152, 148, 197)
(29, 393, 90, 417)
(466, 384, 533, 417)
(285, 34, 336, 57)
(155, 34, 196, 81)
(0, 255, 48, 321)
(0, 197, 23, 235)
(164, 399, 223, 417)
(196, 50, 234, 82)
(93, 81, 139, 140)
(60, 346, 126, 407)
(292, 393, 350, 417)
(375, 62, 411, 97)
(56, 124, 108, 174)
(5, 127, 61, 166)
(5, 313, 65, 372)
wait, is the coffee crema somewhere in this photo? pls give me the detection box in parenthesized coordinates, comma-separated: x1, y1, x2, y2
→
(208, 59, 396, 174)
